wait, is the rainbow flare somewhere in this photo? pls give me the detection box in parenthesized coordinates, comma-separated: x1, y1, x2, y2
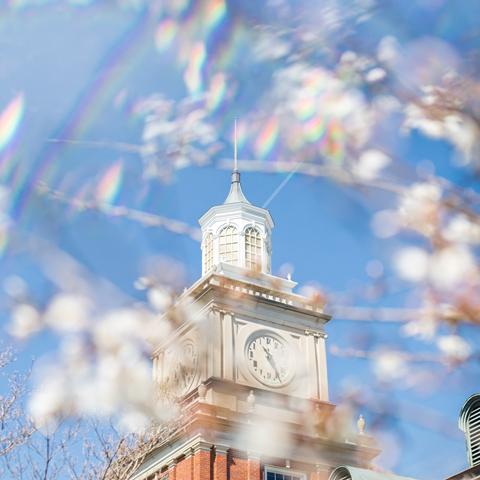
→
(184, 42, 207, 95)
(0, 227, 8, 258)
(204, 0, 227, 35)
(155, 18, 178, 51)
(304, 115, 327, 143)
(12, 10, 151, 221)
(207, 73, 227, 112)
(0, 93, 24, 153)
(96, 161, 123, 205)
(255, 116, 279, 160)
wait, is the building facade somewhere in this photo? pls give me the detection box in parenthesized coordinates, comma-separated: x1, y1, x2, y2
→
(131, 169, 409, 480)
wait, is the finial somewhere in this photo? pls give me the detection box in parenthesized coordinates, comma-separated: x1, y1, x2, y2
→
(357, 414, 366, 435)
(234, 118, 238, 172)
(224, 118, 250, 204)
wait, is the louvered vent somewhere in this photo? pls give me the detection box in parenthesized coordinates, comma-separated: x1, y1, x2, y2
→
(329, 468, 352, 480)
(468, 402, 480, 466)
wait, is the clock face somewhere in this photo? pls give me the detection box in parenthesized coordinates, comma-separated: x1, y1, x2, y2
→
(164, 339, 198, 397)
(245, 331, 293, 387)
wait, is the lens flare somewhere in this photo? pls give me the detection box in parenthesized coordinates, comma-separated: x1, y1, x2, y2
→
(155, 19, 178, 51)
(96, 161, 123, 205)
(207, 73, 227, 112)
(205, 0, 227, 35)
(294, 97, 316, 121)
(212, 21, 247, 71)
(304, 115, 327, 143)
(184, 42, 206, 95)
(321, 119, 345, 163)
(0, 228, 8, 258)
(0, 93, 24, 154)
(255, 116, 279, 160)
(12, 11, 150, 221)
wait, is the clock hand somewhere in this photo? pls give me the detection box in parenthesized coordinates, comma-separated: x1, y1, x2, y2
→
(269, 355, 282, 381)
(262, 346, 282, 380)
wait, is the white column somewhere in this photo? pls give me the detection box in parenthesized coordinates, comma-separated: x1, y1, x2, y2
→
(222, 312, 235, 381)
(305, 334, 320, 399)
(317, 335, 329, 401)
(200, 235, 205, 276)
(213, 232, 220, 269)
(239, 230, 246, 268)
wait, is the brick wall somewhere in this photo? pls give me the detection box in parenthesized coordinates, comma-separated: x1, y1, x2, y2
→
(145, 447, 327, 480)
(150, 448, 261, 480)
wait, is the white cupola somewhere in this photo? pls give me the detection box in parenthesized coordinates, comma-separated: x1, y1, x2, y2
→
(199, 167, 274, 277)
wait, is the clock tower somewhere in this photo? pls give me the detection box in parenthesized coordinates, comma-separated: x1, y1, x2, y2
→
(131, 167, 380, 480)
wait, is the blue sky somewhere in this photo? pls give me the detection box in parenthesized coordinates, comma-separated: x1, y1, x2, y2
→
(1, 0, 480, 478)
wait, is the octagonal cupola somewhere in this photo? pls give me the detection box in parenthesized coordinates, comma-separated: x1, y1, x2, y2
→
(199, 167, 274, 277)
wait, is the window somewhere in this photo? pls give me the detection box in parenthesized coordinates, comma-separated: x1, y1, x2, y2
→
(328, 467, 352, 480)
(265, 466, 305, 480)
(204, 233, 213, 272)
(245, 227, 262, 270)
(468, 400, 480, 466)
(219, 225, 238, 265)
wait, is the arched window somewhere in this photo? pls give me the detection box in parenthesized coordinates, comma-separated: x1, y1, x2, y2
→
(219, 225, 238, 265)
(467, 399, 480, 465)
(245, 227, 262, 270)
(204, 233, 213, 273)
(461, 394, 480, 467)
(328, 467, 352, 480)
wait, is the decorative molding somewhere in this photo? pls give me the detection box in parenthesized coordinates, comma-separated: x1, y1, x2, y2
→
(304, 329, 327, 339)
(214, 444, 230, 455)
(192, 441, 213, 454)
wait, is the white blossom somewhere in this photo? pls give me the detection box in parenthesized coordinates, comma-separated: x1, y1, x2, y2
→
(403, 104, 445, 138)
(373, 350, 408, 382)
(398, 182, 442, 234)
(8, 304, 42, 339)
(147, 286, 171, 312)
(444, 214, 480, 244)
(371, 209, 399, 238)
(437, 334, 472, 363)
(94, 309, 146, 352)
(394, 247, 429, 282)
(404, 104, 480, 164)
(44, 293, 91, 332)
(429, 245, 476, 290)
(365, 67, 386, 83)
(29, 372, 68, 429)
(353, 149, 391, 180)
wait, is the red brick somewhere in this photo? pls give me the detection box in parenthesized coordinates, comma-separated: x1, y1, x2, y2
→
(230, 456, 249, 480)
(214, 449, 228, 480)
(247, 457, 261, 480)
(193, 449, 212, 480)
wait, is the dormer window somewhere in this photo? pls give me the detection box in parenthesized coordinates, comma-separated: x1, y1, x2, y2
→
(204, 233, 213, 273)
(467, 398, 480, 465)
(460, 393, 480, 467)
(245, 227, 262, 271)
(219, 225, 238, 265)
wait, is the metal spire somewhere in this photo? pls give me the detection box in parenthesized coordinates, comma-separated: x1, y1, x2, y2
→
(234, 118, 238, 172)
(224, 119, 250, 204)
